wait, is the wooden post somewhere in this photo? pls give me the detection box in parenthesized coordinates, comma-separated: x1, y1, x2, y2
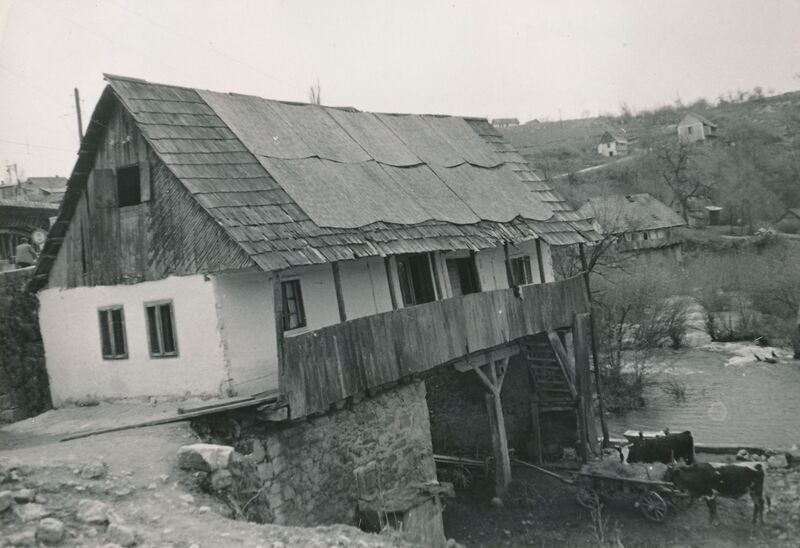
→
(384, 256, 398, 310)
(573, 313, 597, 460)
(429, 252, 443, 300)
(503, 243, 515, 288)
(273, 274, 286, 395)
(331, 262, 347, 322)
(535, 239, 547, 283)
(530, 400, 543, 464)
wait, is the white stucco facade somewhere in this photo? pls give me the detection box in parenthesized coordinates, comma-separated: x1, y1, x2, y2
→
(39, 274, 227, 405)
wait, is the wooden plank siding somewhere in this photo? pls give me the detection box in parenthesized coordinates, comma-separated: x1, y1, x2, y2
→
(282, 275, 590, 418)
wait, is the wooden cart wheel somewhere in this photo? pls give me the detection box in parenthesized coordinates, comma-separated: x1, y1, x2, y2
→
(576, 485, 600, 509)
(638, 491, 668, 523)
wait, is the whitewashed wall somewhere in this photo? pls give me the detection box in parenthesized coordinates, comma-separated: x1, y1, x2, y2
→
(39, 274, 227, 405)
(212, 270, 278, 396)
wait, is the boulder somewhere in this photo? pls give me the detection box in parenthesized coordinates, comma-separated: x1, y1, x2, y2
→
(107, 523, 137, 547)
(736, 449, 750, 461)
(0, 489, 12, 512)
(210, 469, 233, 491)
(13, 488, 36, 503)
(14, 503, 50, 522)
(76, 498, 110, 524)
(177, 444, 234, 472)
(37, 517, 65, 544)
(768, 454, 789, 469)
(6, 530, 36, 546)
(79, 462, 108, 480)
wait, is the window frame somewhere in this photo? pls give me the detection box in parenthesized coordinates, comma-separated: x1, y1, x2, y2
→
(281, 279, 307, 332)
(396, 253, 437, 307)
(116, 164, 142, 208)
(98, 304, 128, 360)
(509, 255, 534, 286)
(144, 299, 179, 358)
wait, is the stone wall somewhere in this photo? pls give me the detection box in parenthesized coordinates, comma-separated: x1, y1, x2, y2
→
(0, 268, 51, 423)
(213, 381, 437, 526)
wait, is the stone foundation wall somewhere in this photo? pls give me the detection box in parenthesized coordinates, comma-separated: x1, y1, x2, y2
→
(0, 268, 51, 423)
(219, 381, 437, 526)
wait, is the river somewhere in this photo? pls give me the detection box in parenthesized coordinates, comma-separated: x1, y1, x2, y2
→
(606, 344, 800, 449)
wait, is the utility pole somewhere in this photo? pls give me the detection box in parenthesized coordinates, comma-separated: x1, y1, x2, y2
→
(74, 88, 84, 141)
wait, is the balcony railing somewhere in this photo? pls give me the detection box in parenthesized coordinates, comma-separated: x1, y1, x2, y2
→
(281, 275, 590, 418)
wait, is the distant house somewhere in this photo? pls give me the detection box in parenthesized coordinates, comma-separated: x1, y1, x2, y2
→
(0, 177, 68, 204)
(491, 117, 519, 128)
(579, 193, 686, 265)
(596, 131, 629, 157)
(677, 112, 718, 143)
(0, 198, 58, 271)
(776, 208, 800, 232)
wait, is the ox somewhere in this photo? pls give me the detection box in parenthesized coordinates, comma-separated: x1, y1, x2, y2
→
(625, 431, 695, 465)
(664, 462, 769, 525)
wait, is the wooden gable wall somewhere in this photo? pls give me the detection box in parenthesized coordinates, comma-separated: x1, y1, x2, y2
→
(47, 102, 254, 289)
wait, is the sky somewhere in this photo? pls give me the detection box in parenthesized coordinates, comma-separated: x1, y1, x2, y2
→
(1, 0, 799, 179)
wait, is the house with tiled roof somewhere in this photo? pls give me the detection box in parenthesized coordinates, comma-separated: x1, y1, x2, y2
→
(32, 75, 599, 517)
(596, 131, 629, 157)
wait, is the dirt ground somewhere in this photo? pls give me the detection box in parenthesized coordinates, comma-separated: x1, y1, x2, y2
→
(0, 401, 410, 547)
(443, 458, 800, 548)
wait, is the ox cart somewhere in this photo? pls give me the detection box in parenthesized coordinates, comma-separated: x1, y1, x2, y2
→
(575, 470, 688, 523)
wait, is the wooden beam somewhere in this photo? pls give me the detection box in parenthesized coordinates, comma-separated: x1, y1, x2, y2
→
(547, 331, 578, 400)
(429, 252, 443, 301)
(471, 364, 497, 394)
(530, 400, 543, 464)
(331, 262, 347, 322)
(535, 239, 547, 283)
(573, 312, 597, 461)
(503, 243, 514, 288)
(452, 344, 520, 373)
(486, 390, 512, 498)
(384, 256, 398, 310)
(495, 356, 509, 389)
(258, 404, 289, 422)
(273, 274, 286, 395)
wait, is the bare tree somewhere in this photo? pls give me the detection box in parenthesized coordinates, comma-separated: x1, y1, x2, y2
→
(308, 80, 321, 105)
(651, 142, 712, 223)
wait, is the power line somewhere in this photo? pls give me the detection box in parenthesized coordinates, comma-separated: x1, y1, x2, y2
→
(0, 138, 73, 152)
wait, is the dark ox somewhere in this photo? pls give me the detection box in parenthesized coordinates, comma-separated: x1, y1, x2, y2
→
(664, 463, 769, 525)
(626, 431, 695, 465)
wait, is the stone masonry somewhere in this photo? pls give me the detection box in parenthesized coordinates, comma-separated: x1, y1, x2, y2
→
(222, 381, 437, 526)
(0, 268, 51, 423)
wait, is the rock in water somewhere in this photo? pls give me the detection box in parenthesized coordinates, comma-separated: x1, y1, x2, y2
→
(6, 530, 36, 546)
(0, 490, 12, 512)
(79, 462, 108, 480)
(13, 489, 36, 503)
(76, 499, 110, 524)
(768, 454, 789, 469)
(14, 503, 51, 522)
(107, 523, 137, 547)
(37, 517, 65, 544)
(177, 444, 234, 472)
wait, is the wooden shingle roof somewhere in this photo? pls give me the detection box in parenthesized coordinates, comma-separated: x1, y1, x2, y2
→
(579, 193, 686, 234)
(33, 75, 595, 287)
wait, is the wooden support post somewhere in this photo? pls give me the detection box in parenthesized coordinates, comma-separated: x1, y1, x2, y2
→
(331, 262, 347, 322)
(573, 313, 597, 461)
(485, 384, 511, 497)
(429, 252, 443, 301)
(530, 400, 543, 464)
(273, 274, 286, 395)
(470, 250, 483, 292)
(535, 239, 547, 283)
(384, 256, 398, 310)
(503, 243, 515, 288)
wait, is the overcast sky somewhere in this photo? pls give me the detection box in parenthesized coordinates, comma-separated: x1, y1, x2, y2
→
(1, 0, 799, 179)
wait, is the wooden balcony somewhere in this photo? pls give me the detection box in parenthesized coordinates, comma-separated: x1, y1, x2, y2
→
(280, 275, 590, 418)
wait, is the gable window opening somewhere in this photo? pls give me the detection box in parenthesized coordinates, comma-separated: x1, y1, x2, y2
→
(99, 305, 127, 360)
(145, 300, 178, 358)
(282, 279, 307, 331)
(510, 256, 534, 286)
(117, 165, 141, 207)
(397, 253, 437, 307)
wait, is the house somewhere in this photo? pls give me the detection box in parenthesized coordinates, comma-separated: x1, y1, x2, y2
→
(0, 198, 57, 271)
(31, 74, 599, 526)
(491, 117, 519, 128)
(0, 176, 68, 204)
(677, 112, 718, 143)
(596, 131, 629, 157)
(776, 207, 800, 232)
(579, 193, 685, 265)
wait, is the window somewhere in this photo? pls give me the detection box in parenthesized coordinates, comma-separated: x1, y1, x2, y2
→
(397, 254, 437, 306)
(446, 257, 481, 296)
(145, 300, 178, 357)
(281, 280, 306, 331)
(98, 305, 127, 359)
(117, 165, 141, 207)
(687, 126, 693, 135)
(510, 256, 534, 286)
